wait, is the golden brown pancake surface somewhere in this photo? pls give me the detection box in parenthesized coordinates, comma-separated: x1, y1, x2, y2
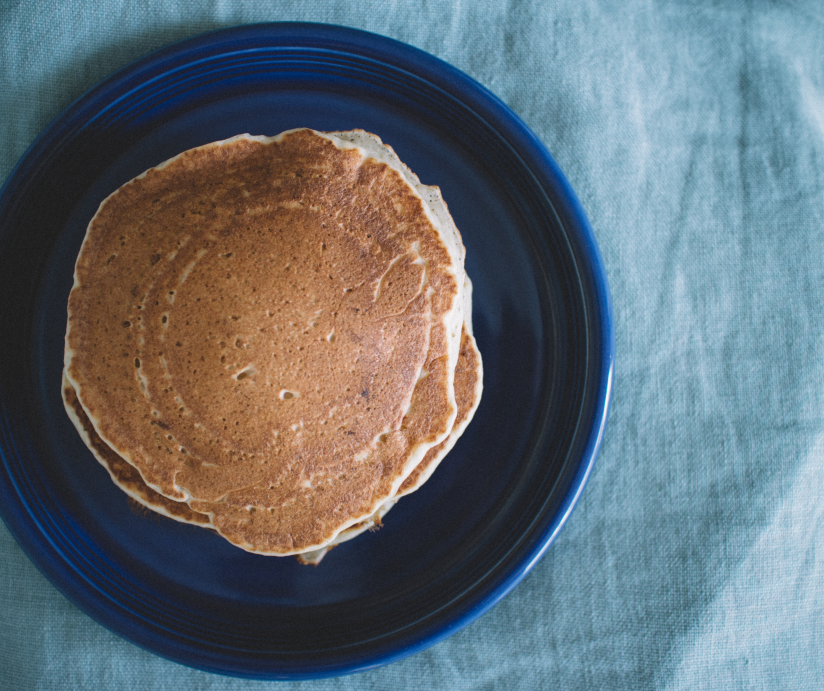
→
(65, 129, 465, 554)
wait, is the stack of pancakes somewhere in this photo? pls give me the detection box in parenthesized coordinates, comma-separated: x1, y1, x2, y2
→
(63, 129, 482, 563)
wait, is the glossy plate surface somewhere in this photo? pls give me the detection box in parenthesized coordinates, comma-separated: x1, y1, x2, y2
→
(0, 23, 613, 679)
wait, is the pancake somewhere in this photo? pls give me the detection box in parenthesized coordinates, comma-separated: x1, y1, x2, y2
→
(65, 129, 467, 555)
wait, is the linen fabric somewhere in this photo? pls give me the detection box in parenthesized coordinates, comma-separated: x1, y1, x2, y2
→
(3, 1, 824, 689)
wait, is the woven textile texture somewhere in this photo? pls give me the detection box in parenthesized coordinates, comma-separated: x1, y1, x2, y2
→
(3, 0, 824, 688)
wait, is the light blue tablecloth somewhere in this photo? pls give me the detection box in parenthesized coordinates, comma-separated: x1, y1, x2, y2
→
(3, 1, 824, 688)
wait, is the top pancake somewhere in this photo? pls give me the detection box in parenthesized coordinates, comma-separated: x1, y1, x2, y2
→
(65, 128, 466, 554)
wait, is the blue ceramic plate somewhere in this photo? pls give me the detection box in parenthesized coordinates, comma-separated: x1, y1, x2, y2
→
(0, 23, 612, 679)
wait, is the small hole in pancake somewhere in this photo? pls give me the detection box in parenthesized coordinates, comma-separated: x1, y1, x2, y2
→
(134, 358, 140, 368)
(280, 390, 299, 400)
(122, 320, 131, 327)
(235, 366, 257, 381)
(161, 314, 167, 324)
(326, 330, 336, 344)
